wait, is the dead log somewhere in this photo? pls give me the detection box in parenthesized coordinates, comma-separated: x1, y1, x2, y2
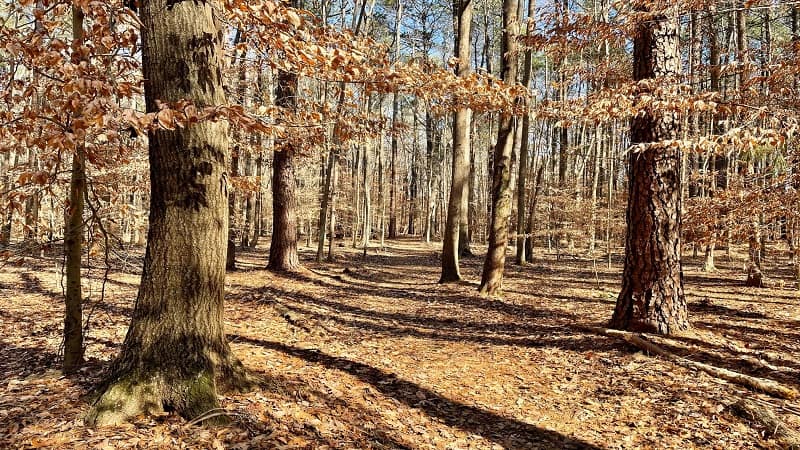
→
(729, 398, 800, 449)
(588, 327, 799, 400)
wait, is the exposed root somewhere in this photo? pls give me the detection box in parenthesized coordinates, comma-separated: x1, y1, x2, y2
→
(586, 327, 799, 400)
(729, 398, 800, 449)
(86, 369, 228, 427)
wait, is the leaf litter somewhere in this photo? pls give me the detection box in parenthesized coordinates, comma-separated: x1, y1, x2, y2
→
(1, 240, 799, 449)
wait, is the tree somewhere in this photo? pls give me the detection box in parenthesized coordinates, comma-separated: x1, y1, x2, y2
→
(63, 4, 87, 374)
(87, 0, 251, 426)
(478, 0, 518, 295)
(268, 18, 301, 272)
(609, 4, 688, 334)
(440, 0, 473, 283)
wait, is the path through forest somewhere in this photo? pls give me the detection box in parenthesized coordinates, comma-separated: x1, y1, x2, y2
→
(1, 240, 799, 449)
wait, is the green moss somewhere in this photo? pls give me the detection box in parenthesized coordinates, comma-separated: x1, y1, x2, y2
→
(85, 374, 163, 427)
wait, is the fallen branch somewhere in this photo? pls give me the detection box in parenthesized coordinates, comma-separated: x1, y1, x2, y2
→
(729, 398, 800, 449)
(587, 327, 799, 400)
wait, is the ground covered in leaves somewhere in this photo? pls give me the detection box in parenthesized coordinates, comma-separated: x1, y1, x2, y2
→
(1, 238, 800, 449)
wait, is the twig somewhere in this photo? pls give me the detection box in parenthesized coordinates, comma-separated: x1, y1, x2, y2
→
(185, 408, 233, 427)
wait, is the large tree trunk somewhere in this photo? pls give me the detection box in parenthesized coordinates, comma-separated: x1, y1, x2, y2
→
(478, 0, 518, 296)
(609, 5, 689, 335)
(63, 5, 86, 374)
(440, 0, 473, 283)
(87, 0, 251, 426)
(268, 67, 300, 271)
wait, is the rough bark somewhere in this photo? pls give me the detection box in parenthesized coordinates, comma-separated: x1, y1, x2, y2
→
(87, 0, 252, 426)
(63, 5, 86, 374)
(440, 0, 473, 283)
(609, 6, 689, 334)
(384, 2, 401, 241)
(515, 0, 535, 265)
(268, 67, 300, 272)
(0, 152, 13, 247)
(478, 0, 518, 296)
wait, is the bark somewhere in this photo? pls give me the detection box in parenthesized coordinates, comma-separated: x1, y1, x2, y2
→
(362, 139, 372, 255)
(317, 148, 335, 262)
(408, 135, 417, 236)
(515, 0, 535, 265)
(589, 125, 601, 253)
(524, 164, 544, 259)
(268, 67, 300, 272)
(478, 0, 518, 296)
(730, 399, 800, 448)
(388, 1, 402, 240)
(609, 6, 689, 335)
(440, 0, 473, 283)
(87, 0, 252, 426)
(388, 94, 399, 240)
(0, 152, 14, 247)
(352, 145, 362, 247)
(702, 238, 716, 272)
(63, 5, 86, 374)
(327, 156, 339, 261)
(746, 219, 764, 287)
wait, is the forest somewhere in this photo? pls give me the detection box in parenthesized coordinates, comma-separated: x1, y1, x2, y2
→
(1, 0, 800, 448)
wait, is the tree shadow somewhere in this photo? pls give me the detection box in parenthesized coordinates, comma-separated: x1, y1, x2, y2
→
(231, 284, 627, 354)
(688, 301, 768, 319)
(229, 335, 605, 450)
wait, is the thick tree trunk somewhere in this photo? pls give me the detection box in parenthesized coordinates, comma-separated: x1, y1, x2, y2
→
(609, 6, 689, 335)
(478, 0, 518, 296)
(268, 68, 300, 271)
(87, 0, 252, 426)
(440, 0, 473, 283)
(63, 5, 86, 375)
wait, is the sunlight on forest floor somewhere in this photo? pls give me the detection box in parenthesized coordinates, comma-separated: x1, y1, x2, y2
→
(1, 239, 799, 449)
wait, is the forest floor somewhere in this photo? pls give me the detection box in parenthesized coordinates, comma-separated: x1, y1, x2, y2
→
(1, 238, 800, 449)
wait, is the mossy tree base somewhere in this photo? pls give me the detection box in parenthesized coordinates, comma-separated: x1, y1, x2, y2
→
(86, 355, 255, 427)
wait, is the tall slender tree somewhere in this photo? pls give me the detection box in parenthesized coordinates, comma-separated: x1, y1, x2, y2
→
(609, 4, 688, 334)
(478, 0, 519, 295)
(63, 4, 86, 374)
(440, 0, 473, 282)
(87, 0, 251, 426)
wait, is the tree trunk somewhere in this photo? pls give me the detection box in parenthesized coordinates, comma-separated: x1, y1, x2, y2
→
(0, 152, 14, 247)
(327, 156, 339, 262)
(226, 146, 239, 271)
(268, 67, 300, 271)
(589, 124, 601, 253)
(478, 0, 518, 296)
(87, 0, 252, 426)
(440, 0, 473, 283)
(524, 164, 544, 259)
(609, 5, 689, 335)
(388, 0, 401, 240)
(514, 0, 535, 265)
(63, 5, 86, 375)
